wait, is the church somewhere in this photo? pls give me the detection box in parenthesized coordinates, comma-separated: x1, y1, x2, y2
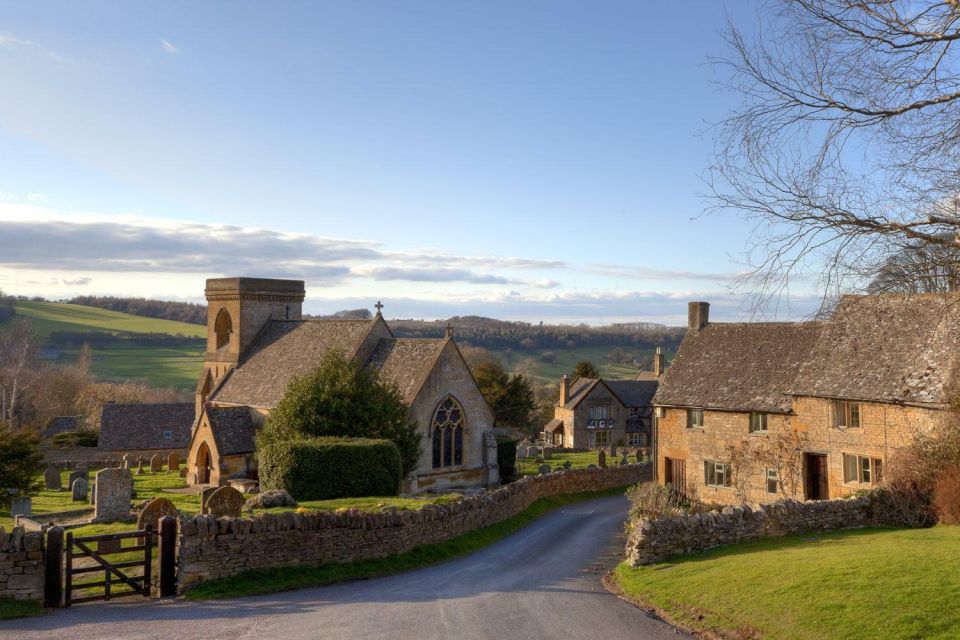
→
(185, 277, 498, 491)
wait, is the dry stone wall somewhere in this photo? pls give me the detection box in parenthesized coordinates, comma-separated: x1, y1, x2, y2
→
(177, 463, 650, 591)
(625, 496, 879, 566)
(0, 526, 44, 601)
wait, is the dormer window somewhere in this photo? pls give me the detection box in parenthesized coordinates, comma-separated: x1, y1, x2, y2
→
(831, 400, 861, 428)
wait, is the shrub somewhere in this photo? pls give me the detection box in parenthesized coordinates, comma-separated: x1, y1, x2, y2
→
(932, 465, 960, 525)
(497, 439, 517, 483)
(50, 428, 98, 448)
(883, 425, 960, 527)
(0, 426, 42, 507)
(626, 482, 708, 523)
(258, 436, 402, 501)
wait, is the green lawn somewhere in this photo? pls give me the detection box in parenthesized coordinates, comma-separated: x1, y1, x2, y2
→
(13, 301, 205, 338)
(613, 526, 960, 640)
(516, 450, 644, 477)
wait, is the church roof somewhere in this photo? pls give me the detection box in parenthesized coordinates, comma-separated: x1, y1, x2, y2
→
(211, 319, 375, 407)
(206, 405, 257, 456)
(98, 403, 194, 450)
(365, 338, 448, 404)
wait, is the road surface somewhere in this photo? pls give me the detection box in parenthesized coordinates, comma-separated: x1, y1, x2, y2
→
(1, 495, 688, 640)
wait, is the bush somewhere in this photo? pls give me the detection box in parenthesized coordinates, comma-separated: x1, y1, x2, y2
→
(883, 424, 960, 527)
(932, 465, 960, 525)
(50, 428, 98, 448)
(0, 426, 43, 507)
(626, 482, 708, 523)
(258, 436, 402, 501)
(497, 439, 517, 483)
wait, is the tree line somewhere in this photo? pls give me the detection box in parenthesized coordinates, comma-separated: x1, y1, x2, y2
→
(68, 295, 207, 325)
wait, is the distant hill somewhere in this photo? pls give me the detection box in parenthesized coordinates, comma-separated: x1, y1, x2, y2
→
(67, 295, 206, 325)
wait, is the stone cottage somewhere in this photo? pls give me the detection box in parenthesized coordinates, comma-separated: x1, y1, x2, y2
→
(186, 277, 498, 491)
(653, 295, 960, 505)
(98, 402, 194, 457)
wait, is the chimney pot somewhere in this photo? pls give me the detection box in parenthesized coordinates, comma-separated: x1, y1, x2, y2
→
(653, 345, 664, 377)
(559, 374, 569, 408)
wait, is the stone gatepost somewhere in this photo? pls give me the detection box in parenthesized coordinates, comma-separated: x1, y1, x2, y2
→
(482, 431, 500, 489)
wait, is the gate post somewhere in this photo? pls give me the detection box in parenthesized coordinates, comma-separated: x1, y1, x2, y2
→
(158, 516, 177, 597)
(44, 526, 64, 608)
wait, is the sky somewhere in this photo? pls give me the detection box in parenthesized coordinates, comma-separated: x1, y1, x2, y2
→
(0, 1, 821, 325)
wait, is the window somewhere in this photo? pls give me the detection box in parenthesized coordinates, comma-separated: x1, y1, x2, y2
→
(214, 308, 232, 351)
(704, 461, 732, 488)
(627, 432, 646, 447)
(749, 412, 768, 433)
(431, 396, 466, 469)
(842, 454, 882, 484)
(628, 407, 640, 417)
(589, 405, 610, 421)
(588, 430, 610, 448)
(687, 409, 704, 429)
(831, 400, 861, 428)
(766, 468, 779, 494)
(162, 430, 173, 441)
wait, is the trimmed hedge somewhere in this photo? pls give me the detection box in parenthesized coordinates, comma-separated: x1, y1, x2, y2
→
(258, 436, 403, 501)
(497, 439, 517, 484)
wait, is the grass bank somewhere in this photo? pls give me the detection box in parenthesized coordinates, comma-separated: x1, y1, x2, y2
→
(0, 597, 44, 621)
(612, 526, 960, 640)
(184, 486, 628, 600)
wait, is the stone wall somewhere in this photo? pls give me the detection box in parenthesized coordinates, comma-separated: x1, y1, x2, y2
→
(43, 446, 188, 469)
(0, 526, 44, 601)
(177, 463, 650, 591)
(625, 496, 878, 566)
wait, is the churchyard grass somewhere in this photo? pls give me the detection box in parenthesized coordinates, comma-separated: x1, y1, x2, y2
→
(612, 526, 960, 640)
(0, 597, 44, 620)
(516, 451, 638, 477)
(183, 485, 630, 600)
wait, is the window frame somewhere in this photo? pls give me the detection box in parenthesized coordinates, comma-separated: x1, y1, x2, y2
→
(686, 408, 704, 429)
(627, 432, 645, 447)
(831, 400, 862, 429)
(749, 412, 769, 434)
(431, 396, 467, 470)
(765, 468, 779, 494)
(842, 453, 883, 485)
(704, 460, 732, 488)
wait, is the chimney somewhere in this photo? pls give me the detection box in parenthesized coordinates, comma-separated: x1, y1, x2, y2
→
(653, 345, 664, 377)
(559, 374, 569, 408)
(688, 301, 710, 333)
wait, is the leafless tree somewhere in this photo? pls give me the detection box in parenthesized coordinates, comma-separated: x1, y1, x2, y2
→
(867, 238, 960, 292)
(0, 319, 40, 425)
(712, 1, 960, 310)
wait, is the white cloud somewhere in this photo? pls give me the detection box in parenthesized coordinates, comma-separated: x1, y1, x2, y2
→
(160, 40, 179, 55)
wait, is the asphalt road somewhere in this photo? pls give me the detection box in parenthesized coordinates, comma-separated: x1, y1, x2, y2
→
(1, 495, 688, 640)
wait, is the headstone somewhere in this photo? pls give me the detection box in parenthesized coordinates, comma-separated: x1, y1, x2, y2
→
(71, 477, 88, 502)
(121, 454, 130, 469)
(94, 467, 133, 522)
(610, 445, 618, 458)
(516, 445, 528, 460)
(538, 464, 552, 476)
(149, 454, 163, 473)
(598, 450, 607, 469)
(44, 468, 61, 491)
(179, 467, 188, 478)
(200, 486, 218, 514)
(636, 450, 644, 464)
(167, 452, 180, 471)
(11, 496, 31, 517)
(68, 470, 86, 488)
(136, 497, 177, 531)
(205, 486, 245, 518)
(89, 482, 96, 505)
(621, 452, 629, 466)
(542, 447, 552, 460)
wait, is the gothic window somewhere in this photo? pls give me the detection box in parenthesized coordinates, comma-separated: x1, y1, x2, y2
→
(214, 309, 233, 351)
(431, 396, 466, 469)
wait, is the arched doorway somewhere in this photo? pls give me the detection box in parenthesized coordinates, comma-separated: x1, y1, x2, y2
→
(196, 441, 212, 484)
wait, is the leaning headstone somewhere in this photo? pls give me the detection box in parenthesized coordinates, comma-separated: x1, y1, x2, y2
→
(149, 454, 163, 473)
(11, 496, 31, 518)
(200, 486, 218, 513)
(167, 452, 180, 471)
(94, 467, 133, 522)
(598, 450, 607, 468)
(71, 477, 88, 502)
(538, 464, 552, 476)
(121, 454, 131, 469)
(68, 470, 86, 488)
(205, 486, 245, 518)
(44, 468, 61, 491)
(179, 467, 188, 479)
(136, 497, 177, 531)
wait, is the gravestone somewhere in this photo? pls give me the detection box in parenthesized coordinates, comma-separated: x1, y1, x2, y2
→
(636, 450, 644, 464)
(71, 477, 88, 502)
(598, 450, 607, 469)
(200, 486, 218, 514)
(44, 468, 61, 491)
(137, 497, 177, 531)
(89, 482, 96, 505)
(94, 467, 133, 522)
(205, 486, 245, 517)
(538, 464, 552, 476)
(149, 454, 163, 473)
(68, 470, 86, 488)
(136, 458, 145, 475)
(167, 452, 180, 471)
(516, 446, 528, 460)
(179, 467, 188, 479)
(11, 496, 31, 518)
(621, 452, 629, 466)
(610, 445, 618, 458)
(121, 454, 130, 469)
(542, 447, 552, 460)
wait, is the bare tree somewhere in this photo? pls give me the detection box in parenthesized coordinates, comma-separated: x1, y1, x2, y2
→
(867, 239, 960, 293)
(712, 1, 960, 310)
(0, 319, 40, 426)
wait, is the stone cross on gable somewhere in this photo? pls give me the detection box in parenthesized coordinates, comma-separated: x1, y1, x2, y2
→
(445, 322, 454, 339)
(375, 301, 384, 315)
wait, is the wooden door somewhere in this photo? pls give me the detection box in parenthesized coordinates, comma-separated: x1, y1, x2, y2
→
(804, 453, 828, 500)
(664, 457, 686, 495)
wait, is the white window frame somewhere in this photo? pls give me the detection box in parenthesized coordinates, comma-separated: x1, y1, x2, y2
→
(831, 400, 861, 429)
(687, 408, 704, 429)
(749, 412, 768, 433)
(766, 468, 779, 494)
(704, 460, 732, 488)
(842, 453, 882, 485)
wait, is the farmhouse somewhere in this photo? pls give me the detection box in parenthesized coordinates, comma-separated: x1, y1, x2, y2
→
(654, 295, 960, 505)
(545, 353, 661, 450)
(185, 277, 497, 490)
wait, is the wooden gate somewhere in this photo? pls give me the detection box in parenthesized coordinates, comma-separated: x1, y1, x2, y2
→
(64, 525, 154, 605)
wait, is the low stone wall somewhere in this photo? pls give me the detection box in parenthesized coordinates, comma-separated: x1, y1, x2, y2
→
(625, 496, 878, 566)
(0, 526, 45, 601)
(177, 463, 650, 591)
(43, 447, 188, 468)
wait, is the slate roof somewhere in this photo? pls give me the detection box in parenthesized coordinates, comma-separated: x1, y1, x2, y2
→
(652, 322, 822, 413)
(98, 403, 194, 450)
(606, 380, 659, 407)
(211, 319, 375, 407)
(45, 416, 78, 438)
(206, 405, 257, 456)
(557, 377, 601, 407)
(544, 418, 564, 432)
(790, 294, 960, 407)
(365, 338, 448, 403)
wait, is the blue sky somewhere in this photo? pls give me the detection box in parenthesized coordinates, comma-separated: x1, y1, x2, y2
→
(0, 1, 815, 324)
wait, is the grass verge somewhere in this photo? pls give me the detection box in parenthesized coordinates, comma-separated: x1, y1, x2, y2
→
(0, 597, 45, 621)
(184, 485, 629, 601)
(612, 526, 960, 640)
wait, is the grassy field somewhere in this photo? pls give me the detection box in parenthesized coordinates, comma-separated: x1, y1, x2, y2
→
(14, 301, 204, 338)
(613, 526, 960, 640)
(493, 344, 652, 382)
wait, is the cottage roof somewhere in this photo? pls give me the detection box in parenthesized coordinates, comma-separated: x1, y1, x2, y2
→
(211, 319, 375, 407)
(791, 294, 960, 407)
(44, 416, 78, 438)
(558, 377, 601, 408)
(652, 322, 822, 413)
(98, 403, 194, 450)
(365, 338, 448, 404)
(206, 405, 257, 456)
(606, 380, 659, 407)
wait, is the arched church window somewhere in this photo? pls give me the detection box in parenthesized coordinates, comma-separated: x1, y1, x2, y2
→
(431, 396, 466, 469)
(214, 309, 233, 351)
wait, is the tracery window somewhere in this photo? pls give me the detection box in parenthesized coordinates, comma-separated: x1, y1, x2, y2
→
(431, 396, 465, 469)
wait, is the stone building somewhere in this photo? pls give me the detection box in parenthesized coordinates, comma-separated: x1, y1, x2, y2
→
(185, 277, 497, 491)
(97, 402, 194, 454)
(653, 295, 960, 505)
(544, 354, 661, 450)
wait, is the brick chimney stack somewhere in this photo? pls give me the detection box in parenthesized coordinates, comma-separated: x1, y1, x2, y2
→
(559, 374, 569, 408)
(688, 301, 710, 333)
(653, 345, 664, 377)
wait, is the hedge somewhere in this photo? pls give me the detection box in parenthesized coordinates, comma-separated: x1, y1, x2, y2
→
(258, 436, 403, 501)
